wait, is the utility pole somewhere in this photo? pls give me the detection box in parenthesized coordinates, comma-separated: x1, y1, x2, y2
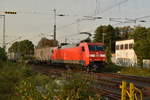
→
(102, 33, 105, 44)
(53, 9, 66, 41)
(3, 15, 5, 49)
(1, 11, 17, 49)
(0, 15, 6, 49)
(53, 9, 56, 41)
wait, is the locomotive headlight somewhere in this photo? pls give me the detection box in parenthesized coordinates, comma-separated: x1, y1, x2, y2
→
(90, 54, 95, 57)
(100, 54, 106, 57)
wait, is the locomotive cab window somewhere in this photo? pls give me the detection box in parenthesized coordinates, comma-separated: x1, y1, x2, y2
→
(88, 45, 104, 51)
(58, 46, 61, 49)
(82, 46, 85, 51)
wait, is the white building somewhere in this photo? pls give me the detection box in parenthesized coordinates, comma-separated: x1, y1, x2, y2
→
(115, 39, 137, 66)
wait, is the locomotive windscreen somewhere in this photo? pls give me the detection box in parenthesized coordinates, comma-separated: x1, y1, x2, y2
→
(88, 45, 104, 51)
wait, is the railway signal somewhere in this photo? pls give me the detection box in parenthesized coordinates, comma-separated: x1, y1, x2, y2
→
(0, 11, 17, 49)
(5, 11, 17, 14)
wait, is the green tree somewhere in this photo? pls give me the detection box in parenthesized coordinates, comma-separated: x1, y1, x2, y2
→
(19, 40, 34, 57)
(0, 47, 7, 61)
(115, 26, 133, 40)
(93, 25, 116, 53)
(133, 27, 147, 41)
(94, 25, 117, 64)
(133, 26, 150, 67)
(8, 40, 34, 60)
(8, 42, 19, 53)
(147, 28, 150, 44)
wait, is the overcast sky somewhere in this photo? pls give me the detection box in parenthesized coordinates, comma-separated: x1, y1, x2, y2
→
(0, 0, 150, 48)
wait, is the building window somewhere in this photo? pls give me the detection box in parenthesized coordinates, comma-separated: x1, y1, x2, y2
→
(129, 43, 133, 49)
(116, 45, 119, 50)
(125, 44, 128, 49)
(120, 44, 124, 50)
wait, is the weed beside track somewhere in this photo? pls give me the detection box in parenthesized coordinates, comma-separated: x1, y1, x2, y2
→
(31, 64, 150, 100)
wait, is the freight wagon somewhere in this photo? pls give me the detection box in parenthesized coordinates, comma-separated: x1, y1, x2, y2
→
(34, 47, 54, 63)
(34, 42, 106, 70)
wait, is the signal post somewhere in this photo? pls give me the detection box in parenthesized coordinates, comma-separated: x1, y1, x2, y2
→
(0, 11, 17, 49)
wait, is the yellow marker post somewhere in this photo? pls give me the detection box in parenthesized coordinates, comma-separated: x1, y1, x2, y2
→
(120, 81, 143, 100)
(129, 83, 135, 100)
(135, 87, 143, 100)
(120, 81, 127, 100)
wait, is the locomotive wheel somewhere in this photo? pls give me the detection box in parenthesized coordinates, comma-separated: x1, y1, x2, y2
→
(65, 64, 72, 71)
(88, 63, 97, 71)
(86, 66, 91, 72)
(64, 64, 83, 71)
(87, 62, 105, 72)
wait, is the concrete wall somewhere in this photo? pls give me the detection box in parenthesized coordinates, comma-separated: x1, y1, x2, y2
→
(34, 47, 54, 61)
(143, 60, 150, 68)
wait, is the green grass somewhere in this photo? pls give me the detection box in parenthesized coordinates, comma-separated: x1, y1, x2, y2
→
(98, 63, 124, 73)
(120, 67, 150, 77)
(99, 63, 150, 77)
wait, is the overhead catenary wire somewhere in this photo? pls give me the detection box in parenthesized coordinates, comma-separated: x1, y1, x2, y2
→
(74, 0, 130, 35)
(2, 0, 150, 44)
(100, 0, 129, 14)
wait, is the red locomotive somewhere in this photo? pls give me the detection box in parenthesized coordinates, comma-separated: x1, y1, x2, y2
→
(51, 42, 106, 69)
(34, 33, 106, 70)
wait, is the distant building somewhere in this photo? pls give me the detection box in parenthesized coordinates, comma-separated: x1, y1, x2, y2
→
(115, 39, 137, 66)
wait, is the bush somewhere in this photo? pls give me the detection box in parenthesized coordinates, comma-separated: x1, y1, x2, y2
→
(0, 62, 100, 100)
(15, 72, 98, 100)
(0, 62, 35, 99)
(0, 64, 23, 99)
(53, 73, 95, 100)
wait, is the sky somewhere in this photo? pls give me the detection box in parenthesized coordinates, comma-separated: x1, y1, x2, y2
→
(0, 0, 150, 49)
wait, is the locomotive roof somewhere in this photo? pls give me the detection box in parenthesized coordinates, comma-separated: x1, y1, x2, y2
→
(60, 42, 104, 49)
(61, 44, 78, 49)
(87, 43, 104, 45)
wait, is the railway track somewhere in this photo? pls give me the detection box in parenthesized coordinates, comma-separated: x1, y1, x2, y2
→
(31, 64, 150, 100)
(92, 72, 150, 100)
